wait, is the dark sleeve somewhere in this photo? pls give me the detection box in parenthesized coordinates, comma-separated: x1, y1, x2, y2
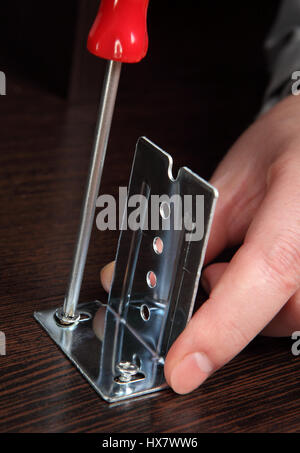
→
(260, 0, 300, 113)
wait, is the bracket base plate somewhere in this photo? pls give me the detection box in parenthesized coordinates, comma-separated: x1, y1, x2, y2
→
(34, 302, 167, 403)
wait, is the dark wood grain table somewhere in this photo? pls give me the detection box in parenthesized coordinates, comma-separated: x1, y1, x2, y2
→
(1, 1, 300, 432)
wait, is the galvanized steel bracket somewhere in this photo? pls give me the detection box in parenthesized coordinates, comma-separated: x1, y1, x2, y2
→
(34, 137, 218, 402)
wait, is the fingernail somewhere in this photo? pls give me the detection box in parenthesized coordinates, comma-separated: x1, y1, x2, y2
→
(201, 275, 211, 294)
(170, 352, 213, 394)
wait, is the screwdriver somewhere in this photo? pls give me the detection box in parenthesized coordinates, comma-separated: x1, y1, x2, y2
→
(56, 0, 150, 325)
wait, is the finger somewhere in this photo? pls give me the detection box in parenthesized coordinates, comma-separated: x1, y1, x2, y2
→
(164, 151, 300, 394)
(204, 126, 268, 264)
(203, 263, 300, 337)
(100, 261, 115, 292)
(261, 289, 300, 337)
(201, 262, 228, 293)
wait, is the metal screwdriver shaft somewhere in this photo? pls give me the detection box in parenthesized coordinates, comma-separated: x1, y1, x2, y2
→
(55, 0, 149, 325)
(56, 60, 122, 325)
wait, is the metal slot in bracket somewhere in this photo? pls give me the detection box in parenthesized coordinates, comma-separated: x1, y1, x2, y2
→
(34, 137, 218, 403)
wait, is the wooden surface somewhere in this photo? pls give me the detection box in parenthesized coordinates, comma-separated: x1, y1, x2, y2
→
(1, 1, 300, 433)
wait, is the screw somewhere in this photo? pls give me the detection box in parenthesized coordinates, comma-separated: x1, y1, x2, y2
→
(116, 361, 139, 383)
(55, 307, 80, 327)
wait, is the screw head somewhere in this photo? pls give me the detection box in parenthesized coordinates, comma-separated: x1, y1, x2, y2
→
(116, 361, 139, 382)
(55, 307, 80, 326)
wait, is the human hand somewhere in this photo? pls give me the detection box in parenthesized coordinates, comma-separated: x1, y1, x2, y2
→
(100, 94, 300, 394)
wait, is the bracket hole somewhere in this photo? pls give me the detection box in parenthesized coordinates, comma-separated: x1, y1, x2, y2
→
(146, 271, 157, 288)
(140, 304, 151, 322)
(184, 212, 197, 233)
(79, 312, 92, 322)
(160, 202, 170, 219)
(153, 236, 163, 254)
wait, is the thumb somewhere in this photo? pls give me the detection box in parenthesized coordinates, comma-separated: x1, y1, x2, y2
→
(100, 261, 115, 292)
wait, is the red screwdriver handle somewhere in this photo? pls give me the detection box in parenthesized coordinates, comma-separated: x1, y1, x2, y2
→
(87, 0, 150, 63)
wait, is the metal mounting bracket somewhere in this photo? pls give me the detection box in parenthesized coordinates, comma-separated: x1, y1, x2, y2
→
(34, 137, 218, 403)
